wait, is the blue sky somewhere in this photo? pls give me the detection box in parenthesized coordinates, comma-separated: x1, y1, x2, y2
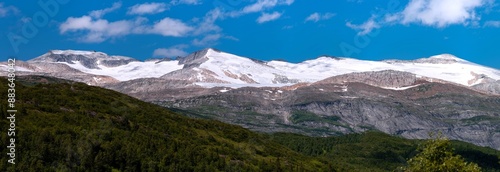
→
(1, 0, 500, 69)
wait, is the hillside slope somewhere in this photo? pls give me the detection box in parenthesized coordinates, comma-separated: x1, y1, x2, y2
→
(0, 76, 499, 171)
(0, 76, 331, 171)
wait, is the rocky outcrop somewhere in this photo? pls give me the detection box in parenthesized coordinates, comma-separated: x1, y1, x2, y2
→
(29, 50, 137, 69)
(473, 80, 500, 95)
(178, 48, 215, 67)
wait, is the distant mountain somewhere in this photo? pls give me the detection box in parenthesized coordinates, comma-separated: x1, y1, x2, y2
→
(4, 48, 500, 88)
(1, 49, 500, 150)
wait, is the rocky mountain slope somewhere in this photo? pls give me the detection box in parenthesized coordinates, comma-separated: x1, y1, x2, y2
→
(3, 76, 499, 171)
(4, 48, 500, 89)
(1, 49, 500, 150)
(159, 70, 500, 150)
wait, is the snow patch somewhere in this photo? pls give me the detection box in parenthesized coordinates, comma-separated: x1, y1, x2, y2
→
(219, 88, 230, 93)
(381, 84, 422, 90)
(195, 82, 294, 88)
(340, 96, 358, 99)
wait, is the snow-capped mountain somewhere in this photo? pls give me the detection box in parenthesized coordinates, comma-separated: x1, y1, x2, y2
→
(267, 54, 500, 87)
(2, 48, 500, 91)
(3, 49, 500, 150)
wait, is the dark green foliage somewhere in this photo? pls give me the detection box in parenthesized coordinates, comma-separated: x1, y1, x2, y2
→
(400, 135, 480, 172)
(0, 77, 331, 171)
(271, 131, 417, 171)
(271, 132, 500, 172)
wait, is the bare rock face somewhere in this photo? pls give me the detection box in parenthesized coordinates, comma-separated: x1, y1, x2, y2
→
(473, 81, 500, 95)
(158, 71, 500, 150)
(178, 48, 214, 67)
(29, 50, 138, 69)
(317, 70, 420, 88)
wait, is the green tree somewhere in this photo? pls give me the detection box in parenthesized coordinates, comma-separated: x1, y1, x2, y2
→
(401, 134, 480, 172)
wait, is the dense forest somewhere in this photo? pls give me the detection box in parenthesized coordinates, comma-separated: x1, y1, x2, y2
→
(0, 76, 499, 171)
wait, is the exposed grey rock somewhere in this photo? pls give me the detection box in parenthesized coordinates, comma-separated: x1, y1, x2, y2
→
(473, 80, 500, 95)
(29, 50, 137, 69)
(158, 72, 500, 150)
(178, 48, 216, 67)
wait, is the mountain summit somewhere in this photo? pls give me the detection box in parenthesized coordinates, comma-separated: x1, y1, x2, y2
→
(4, 49, 500, 88)
(2, 49, 500, 151)
(30, 50, 138, 69)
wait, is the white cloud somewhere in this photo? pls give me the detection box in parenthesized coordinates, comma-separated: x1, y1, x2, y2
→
(282, 25, 293, 29)
(305, 12, 335, 22)
(224, 35, 239, 41)
(193, 8, 222, 35)
(257, 12, 282, 23)
(89, 2, 121, 18)
(60, 16, 148, 43)
(192, 34, 222, 46)
(400, 0, 485, 27)
(59, 2, 195, 43)
(153, 45, 189, 58)
(346, 0, 491, 35)
(127, 2, 168, 15)
(346, 16, 380, 35)
(229, 0, 294, 17)
(171, 0, 202, 5)
(150, 17, 193, 36)
(485, 21, 500, 27)
(0, 3, 19, 17)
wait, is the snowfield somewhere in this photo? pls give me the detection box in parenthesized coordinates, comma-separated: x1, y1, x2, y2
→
(8, 49, 500, 88)
(58, 60, 183, 81)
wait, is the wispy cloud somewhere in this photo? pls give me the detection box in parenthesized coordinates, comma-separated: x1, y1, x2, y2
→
(242, 0, 293, 14)
(282, 25, 293, 29)
(192, 34, 222, 46)
(192, 8, 222, 35)
(229, 0, 294, 17)
(346, 16, 380, 35)
(89, 2, 121, 18)
(170, 0, 202, 5)
(153, 44, 189, 58)
(305, 12, 335, 22)
(0, 3, 19, 17)
(257, 11, 282, 23)
(484, 20, 500, 27)
(127, 2, 168, 15)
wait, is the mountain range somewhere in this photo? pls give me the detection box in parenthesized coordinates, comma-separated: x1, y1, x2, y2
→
(2, 76, 499, 171)
(1, 49, 500, 150)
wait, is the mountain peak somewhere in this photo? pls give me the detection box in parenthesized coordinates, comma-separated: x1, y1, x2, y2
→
(49, 50, 106, 56)
(415, 54, 468, 64)
(428, 54, 467, 62)
(178, 48, 222, 66)
(30, 49, 137, 69)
